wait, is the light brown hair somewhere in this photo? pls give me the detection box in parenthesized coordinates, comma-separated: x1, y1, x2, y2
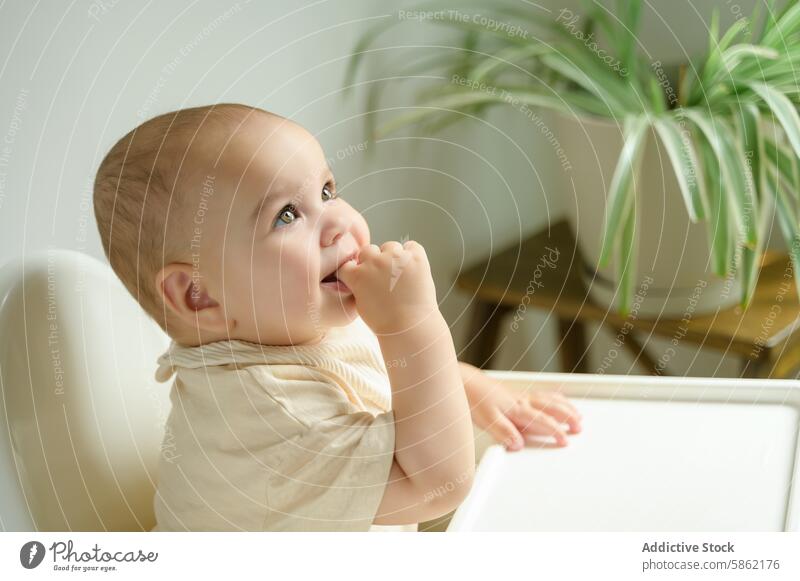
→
(93, 103, 271, 332)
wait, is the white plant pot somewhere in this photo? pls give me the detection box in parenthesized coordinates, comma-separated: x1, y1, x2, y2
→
(556, 113, 746, 318)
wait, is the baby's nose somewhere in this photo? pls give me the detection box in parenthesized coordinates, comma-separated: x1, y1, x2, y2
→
(321, 215, 349, 247)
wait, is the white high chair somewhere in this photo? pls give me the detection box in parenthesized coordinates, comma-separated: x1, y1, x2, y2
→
(0, 250, 170, 531)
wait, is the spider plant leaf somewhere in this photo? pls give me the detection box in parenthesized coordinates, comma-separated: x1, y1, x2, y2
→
(760, 48, 800, 71)
(741, 171, 777, 310)
(557, 90, 617, 117)
(681, 110, 757, 247)
(706, 25, 764, 92)
(793, 145, 800, 215)
(678, 63, 697, 108)
(724, 122, 760, 247)
(750, 82, 800, 165)
(736, 102, 761, 199)
(469, 44, 551, 82)
(375, 93, 490, 137)
(417, 109, 475, 135)
(648, 75, 666, 113)
(472, 87, 576, 112)
(774, 0, 800, 22)
(750, 177, 776, 308)
(765, 166, 800, 293)
(696, 130, 732, 277)
(722, 45, 778, 74)
(375, 89, 570, 137)
(363, 81, 381, 143)
(718, 16, 750, 52)
(616, 192, 638, 316)
(617, 0, 642, 77)
(702, 9, 721, 79)
(764, 137, 800, 199)
(708, 9, 720, 58)
(345, 0, 530, 91)
(723, 47, 779, 86)
(415, 78, 469, 104)
(695, 9, 722, 103)
(578, 0, 618, 42)
(598, 116, 649, 268)
(491, 83, 616, 117)
(401, 50, 468, 78)
(539, 51, 634, 113)
(739, 244, 758, 308)
(747, 3, 762, 43)
(361, 53, 457, 140)
(362, 50, 465, 142)
(762, 1, 800, 48)
(344, 0, 476, 91)
(756, 0, 779, 43)
(453, 30, 480, 79)
(653, 117, 707, 221)
(738, 108, 769, 309)
(344, 16, 398, 94)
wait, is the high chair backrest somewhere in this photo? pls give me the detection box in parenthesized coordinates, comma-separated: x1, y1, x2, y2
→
(0, 250, 171, 531)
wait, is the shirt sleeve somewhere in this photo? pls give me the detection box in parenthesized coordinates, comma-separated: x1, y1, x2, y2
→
(246, 365, 396, 531)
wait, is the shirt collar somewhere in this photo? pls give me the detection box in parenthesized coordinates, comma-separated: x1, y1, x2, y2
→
(154, 318, 369, 382)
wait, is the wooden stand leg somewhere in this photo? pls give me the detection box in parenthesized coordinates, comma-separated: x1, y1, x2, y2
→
(463, 302, 511, 369)
(557, 317, 588, 373)
(771, 347, 800, 379)
(607, 325, 663, 375)
(741, 356, 769, 378)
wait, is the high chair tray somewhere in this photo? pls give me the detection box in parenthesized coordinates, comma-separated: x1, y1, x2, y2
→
(448, 371, 800, 532)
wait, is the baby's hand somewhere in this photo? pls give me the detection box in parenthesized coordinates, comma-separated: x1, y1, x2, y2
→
(337, 241, 439, 335)
(465, 369, 582, 450)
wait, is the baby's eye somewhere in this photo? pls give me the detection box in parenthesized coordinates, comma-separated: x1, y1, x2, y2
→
(274, 204, 297, 228)
(322, 183, 337, 201)
(273, 184, 335, 230)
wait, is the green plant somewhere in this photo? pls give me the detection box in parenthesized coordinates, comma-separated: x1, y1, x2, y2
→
(345, 0, 800, 315)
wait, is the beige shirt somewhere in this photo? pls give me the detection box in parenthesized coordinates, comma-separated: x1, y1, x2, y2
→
(151, 316, 411, 531)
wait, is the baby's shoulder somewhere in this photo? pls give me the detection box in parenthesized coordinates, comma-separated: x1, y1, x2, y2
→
(244, 364, 358, 426)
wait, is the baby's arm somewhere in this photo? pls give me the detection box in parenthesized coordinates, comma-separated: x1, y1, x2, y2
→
(373, 312, 474, 523)
(337, 242, 474, 524)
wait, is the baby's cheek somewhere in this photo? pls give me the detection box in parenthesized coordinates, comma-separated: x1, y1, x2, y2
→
(273, 263, 314, 302)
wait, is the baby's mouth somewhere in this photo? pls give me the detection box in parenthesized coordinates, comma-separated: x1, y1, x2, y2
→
(320, 252, 357, 294)
(320, 273, 351, 294)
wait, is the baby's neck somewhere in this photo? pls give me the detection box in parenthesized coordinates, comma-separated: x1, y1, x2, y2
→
(172, 326, 330, 348)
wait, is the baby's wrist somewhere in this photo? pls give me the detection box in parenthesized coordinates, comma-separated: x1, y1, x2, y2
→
(376, 310, 448, 349)
(371, 305, 442, 336)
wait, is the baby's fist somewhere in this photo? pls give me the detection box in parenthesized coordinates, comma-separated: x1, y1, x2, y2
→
(337, 240, 438, 334)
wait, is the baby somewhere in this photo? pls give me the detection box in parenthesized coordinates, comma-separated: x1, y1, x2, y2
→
(92, 103, 581, 531)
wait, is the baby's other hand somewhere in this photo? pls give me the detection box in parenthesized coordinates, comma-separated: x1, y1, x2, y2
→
(464, 370, 582, 451)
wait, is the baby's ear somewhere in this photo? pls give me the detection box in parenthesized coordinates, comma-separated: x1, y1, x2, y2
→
(155, 263, 229, 335)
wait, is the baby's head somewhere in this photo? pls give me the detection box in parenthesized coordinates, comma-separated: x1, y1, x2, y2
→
(93, 104, 369, 346)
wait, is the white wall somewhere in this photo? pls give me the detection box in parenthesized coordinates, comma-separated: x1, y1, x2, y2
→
(0, 0, 777, 377)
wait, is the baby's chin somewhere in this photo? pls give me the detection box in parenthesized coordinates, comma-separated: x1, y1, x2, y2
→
(243, 300, 356, 346)
(289, 306, 359, 346)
